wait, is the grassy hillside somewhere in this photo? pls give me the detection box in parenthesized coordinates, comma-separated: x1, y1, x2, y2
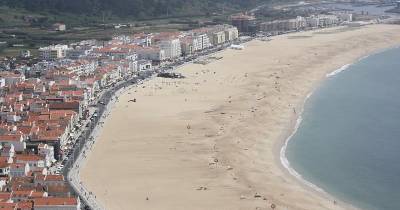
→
(0, 0, 264, 20)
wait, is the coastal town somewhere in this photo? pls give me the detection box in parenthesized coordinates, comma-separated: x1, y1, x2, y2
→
(0, 4, 395, 209)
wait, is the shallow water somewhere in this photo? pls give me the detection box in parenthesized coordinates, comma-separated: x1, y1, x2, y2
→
(286, 47, 400, 210)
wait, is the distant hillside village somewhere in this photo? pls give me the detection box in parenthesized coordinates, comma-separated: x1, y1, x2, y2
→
(0, 10, 358, 209)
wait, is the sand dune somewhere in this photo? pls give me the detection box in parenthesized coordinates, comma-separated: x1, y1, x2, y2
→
(80, 24, 400, 210)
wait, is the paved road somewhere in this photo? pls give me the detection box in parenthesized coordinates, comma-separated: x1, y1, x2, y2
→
(64, 74, 152, 210)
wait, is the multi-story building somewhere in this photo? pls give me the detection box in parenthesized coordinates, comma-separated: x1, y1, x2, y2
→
(333, 12, 353, 22)
(39, 45, 70, 60)
(38, 143, 56, 167)
(65, 60, 98, 75)
(260, 14, 343, 33)
(135, 46, 166, 61)
(318, 15, 339, 27)
(158, 38, 182, 60)
(66, 46, 93, 60)
(224, 27, 239, 42)
(231, 13, 257, 33)
(181, 31, 213, 56)
(210, 31, 226, 46)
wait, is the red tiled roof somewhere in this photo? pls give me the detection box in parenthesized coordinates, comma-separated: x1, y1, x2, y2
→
(34, 197, 78, 206)
(0, 134, 22, 142)
(16, 201, 33, 209)
(0, 192, 11, 202)
(0, 201, 16, 209)
(10, 163, 27, 169)
(15, 154, 43, 162)
(49, 101, 80, 110)
(35, 174, 64, 182)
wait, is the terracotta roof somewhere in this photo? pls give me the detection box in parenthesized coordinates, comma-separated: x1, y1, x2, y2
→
(0, 192, 11, 202)
(0, 134, 23, 142)
(12, 190, 45, 198)
(10, 163, 27, 169)
(16, 201, 33, 209)
(0, 201, 16, 209)
(34, 197, 78, 206)
(15, 154, 43, 162)
(49, 101, 80, 110)
(47, 184, 69, 193)
(35, 174, 64, 182)
(0, 157, 10, 168)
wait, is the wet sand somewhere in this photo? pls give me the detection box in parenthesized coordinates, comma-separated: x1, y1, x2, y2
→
(80, 24, 400, 210)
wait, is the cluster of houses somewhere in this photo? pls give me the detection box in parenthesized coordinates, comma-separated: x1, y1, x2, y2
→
(0, 69, 83, 209)
(0, 24, 239, 209)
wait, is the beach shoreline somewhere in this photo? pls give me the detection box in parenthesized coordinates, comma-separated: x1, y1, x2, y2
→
(277, 43, 400, 210)
(276, 63, 354, 210)
(80, 24, 400, 210)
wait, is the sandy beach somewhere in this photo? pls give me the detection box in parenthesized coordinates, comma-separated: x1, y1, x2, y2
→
(80, 24, 400, 210)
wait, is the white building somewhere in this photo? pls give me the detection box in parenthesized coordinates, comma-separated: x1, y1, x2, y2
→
(135, 47, 166, 61)
(210, 31, 226, 46)
(39, 45, 70, 60)
(138, 60, 152, 71)
(65, 60, 98, 75)
(224, 27, 239, 42)
(193, 33, 212, 50)
(306, 16, 320, 28)
(318, 15, 339, 27)
(38, 143, 56, 167)
(9, 163, 30, 177)
(158, 38, 181, 60)
(66, 46, 93, 59)
(53, 23, 66, 31)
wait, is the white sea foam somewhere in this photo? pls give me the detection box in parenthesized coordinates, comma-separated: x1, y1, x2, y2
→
(280, 90, 327, 194)
(326, 64, 351, 78)
(280, 51, 375, 196)
(281, 46, 400, 208)
(326, 46, 400, 79)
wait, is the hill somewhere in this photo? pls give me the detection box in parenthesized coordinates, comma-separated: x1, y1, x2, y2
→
(0, 0, 265, 20)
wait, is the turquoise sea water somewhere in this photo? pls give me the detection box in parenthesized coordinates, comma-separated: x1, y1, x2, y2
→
(285, 47, 400, 210)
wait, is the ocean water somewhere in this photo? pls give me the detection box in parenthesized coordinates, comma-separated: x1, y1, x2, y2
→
(285, 47, 400, 210)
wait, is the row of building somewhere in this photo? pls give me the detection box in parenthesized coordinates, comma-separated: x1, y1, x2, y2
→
(231, 12, 353, 34)
(38, 24, 239, 62)
(259, 14, 353, 33)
